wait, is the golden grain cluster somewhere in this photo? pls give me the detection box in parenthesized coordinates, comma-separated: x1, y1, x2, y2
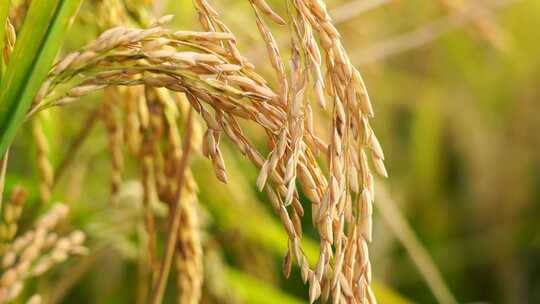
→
(2, 0, 387, 303)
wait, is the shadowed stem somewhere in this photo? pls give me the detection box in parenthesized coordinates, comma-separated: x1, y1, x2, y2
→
(376, 183, 458, 304)
(0, 148, 8, 211)
(151, 108, 194, 304)
(52, 107, 100, 188)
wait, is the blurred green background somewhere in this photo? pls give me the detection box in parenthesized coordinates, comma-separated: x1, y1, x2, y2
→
(6, 0, 540, 303)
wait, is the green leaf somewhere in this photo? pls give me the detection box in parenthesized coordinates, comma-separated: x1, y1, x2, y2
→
(0, 0, 82, 157)
(227, 267, 305, 304)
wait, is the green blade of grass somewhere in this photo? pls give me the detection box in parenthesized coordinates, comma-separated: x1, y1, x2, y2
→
(0, 0, 82, 157)
(0, 0, 10, 82)
(227, 267, 305, 304)
(377, 183, 457, 304)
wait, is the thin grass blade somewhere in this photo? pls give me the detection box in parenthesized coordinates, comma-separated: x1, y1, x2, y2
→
(0, 0, 82, 157)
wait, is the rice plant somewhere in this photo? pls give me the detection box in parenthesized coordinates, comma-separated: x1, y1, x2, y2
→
(1, 0, 535, 303)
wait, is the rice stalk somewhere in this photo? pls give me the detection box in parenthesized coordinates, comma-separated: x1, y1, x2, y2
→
(151, 108, 194, 304)
(32, 113, 54, 203)
(174, 186, 203, 304)
(0, 150, 8, 211)
(101, 88, 125, 203)
(141, 133, 159, 278)
(52, 108, 100, 187)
